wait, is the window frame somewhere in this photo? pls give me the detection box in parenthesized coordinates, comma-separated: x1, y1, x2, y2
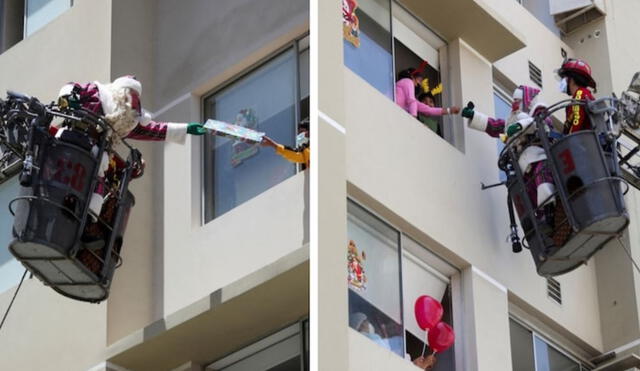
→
(392, 1, 452, 142)
(347, 197, 461, 367)
(200, 33, 309, 225)
(23, 0, 73, 38)
(509, 316, 594, 370)
(207, 319, 309, 371)
(344, 0, 456, 145)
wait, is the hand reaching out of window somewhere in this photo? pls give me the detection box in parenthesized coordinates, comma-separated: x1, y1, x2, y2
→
(412, 354, 436, 370)
(261, 136, 278, 148)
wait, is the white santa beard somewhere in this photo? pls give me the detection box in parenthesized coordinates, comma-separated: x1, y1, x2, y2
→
(104, 88, 140, 139)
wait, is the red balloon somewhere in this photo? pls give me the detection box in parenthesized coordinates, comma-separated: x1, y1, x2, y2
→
(414, 295, 443, 330)
(428, 322, 455, 353)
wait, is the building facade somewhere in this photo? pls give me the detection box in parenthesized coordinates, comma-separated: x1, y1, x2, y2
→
(0, 0, 309, 370)
(318, 0, 640, 370)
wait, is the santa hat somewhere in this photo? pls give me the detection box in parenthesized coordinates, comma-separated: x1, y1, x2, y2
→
(95, 75, 142, 116)
(512, 85, 540, 113)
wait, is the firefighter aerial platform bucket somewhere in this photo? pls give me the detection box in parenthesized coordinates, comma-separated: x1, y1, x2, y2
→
(534, 131, 628, 276)
(7, 136, 122, 302)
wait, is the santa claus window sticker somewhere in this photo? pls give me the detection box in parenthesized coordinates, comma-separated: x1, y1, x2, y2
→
(343, 0, 360, 47)
(348, 239, 367, 290)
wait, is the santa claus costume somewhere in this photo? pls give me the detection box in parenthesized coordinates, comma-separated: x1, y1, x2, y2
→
(462, 85, 557, 227)
(54, 75, 206, 219)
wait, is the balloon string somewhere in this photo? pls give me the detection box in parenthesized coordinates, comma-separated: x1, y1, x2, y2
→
(421, 330, 428, 357)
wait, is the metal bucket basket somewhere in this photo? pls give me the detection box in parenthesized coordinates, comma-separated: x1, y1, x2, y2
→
(8, 129, 131, 302)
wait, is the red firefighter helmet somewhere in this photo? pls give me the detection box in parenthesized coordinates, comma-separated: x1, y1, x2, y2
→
(557, 58, 596, 89)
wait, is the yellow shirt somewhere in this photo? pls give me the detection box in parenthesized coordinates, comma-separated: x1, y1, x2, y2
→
(275, 144, 310, 167)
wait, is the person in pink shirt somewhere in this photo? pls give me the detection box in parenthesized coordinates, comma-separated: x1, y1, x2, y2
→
(395, 68, 459, 118)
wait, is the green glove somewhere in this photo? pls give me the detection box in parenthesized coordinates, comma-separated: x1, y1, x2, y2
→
(187, 122, 207, 135)
(461, 101, 475, 119)
(506, 123, 523, 138)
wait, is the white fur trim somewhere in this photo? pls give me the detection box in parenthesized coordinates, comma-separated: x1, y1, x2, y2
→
(58, 84, 74, 97)
(537, 182, 556, 207)
(512, 88, 523, 101)
(166, 123, 188, 144)
(518, 146, 546, 173)
(112, 76, 142, 95)
(95, 81, 117, 116)
(140, 110, 152, 126)
(468, 111, 489, 132)
(88, 193, 104, 222)
(529, 100, 548, 116)
(98, 152, 109, 176)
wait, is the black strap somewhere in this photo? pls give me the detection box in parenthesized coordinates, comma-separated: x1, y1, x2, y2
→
(507, 194, 522, 253)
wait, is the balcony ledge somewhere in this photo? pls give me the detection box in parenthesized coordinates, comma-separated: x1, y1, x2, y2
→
(106, 247, 309, 371)
(399, 0, 526, 62)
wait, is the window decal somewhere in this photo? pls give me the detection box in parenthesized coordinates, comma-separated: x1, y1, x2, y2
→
(348, 239, 367, 290)
(342, 0, 360, 47)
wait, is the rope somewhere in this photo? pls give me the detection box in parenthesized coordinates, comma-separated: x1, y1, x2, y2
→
(617, 237, 640, 275)
(0, 269, 28, 332)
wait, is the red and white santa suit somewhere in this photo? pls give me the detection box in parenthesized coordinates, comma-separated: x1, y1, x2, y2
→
(56, 76, 190, 219)
(466, 85, 556, 210)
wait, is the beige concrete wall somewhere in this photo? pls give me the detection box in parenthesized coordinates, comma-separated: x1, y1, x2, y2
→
(462, 267, 512, 371)
(163, 125, 309, 315)
(348, 328, 419, 371)
(106, 0, 161, 345)
(152, 0, 309, 111)
(0, 0, 111, 99)
(0, 281, 107, 371)
(601, 0, 640, 95)
(0, 1, 112, 370)
(316, 0, 349, 369)
(490, 0, 574, 120)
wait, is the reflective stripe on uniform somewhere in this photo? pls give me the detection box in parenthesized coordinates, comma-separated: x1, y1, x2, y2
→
(572, 90, 583, 127)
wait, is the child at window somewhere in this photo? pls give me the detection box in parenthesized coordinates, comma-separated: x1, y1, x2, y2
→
(395, 68, 459, 119)
(418, 92, 442, 135)
(261, 119, 310, 168)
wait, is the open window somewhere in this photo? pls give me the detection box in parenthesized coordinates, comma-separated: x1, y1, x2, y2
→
(347, 199, 459, 368)
(343, 1, 454, 143)
(392, 3, 447, 138)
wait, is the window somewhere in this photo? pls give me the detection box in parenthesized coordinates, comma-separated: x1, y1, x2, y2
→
(0, 176, 23, 294)
(343, 0, 394, 99)
(343, 1, 452, 141)
(392, 3, 447, 138)
(494, 86, 512, 181)
(207, 321, 309, 371)
(24, 0, 72, 37)
(203, 37, 309, 222)
(509, 319, 591, 371)
(0, 0, 24, 52)
(347, 200, 458, 368)
(347, 200, 403, 356)
(0, 0, 4, 45)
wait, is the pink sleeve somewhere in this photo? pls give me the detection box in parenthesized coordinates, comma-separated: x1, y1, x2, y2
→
(126, 121, 168, 141)
(416, 102, 446, 116)
(485, 117, 505, 138)
(397, 78, 446, 117)
(397, 79, 417, 115)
